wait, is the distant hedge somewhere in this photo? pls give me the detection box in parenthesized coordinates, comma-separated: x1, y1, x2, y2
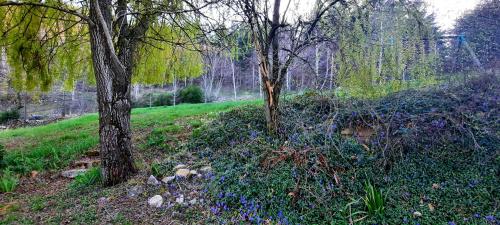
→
(0, 109, 20, 123)
(132, 85, 204, 108)
(179, 85, 204, 103)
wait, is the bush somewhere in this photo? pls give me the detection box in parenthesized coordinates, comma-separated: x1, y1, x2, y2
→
(132, 93, 173, 108)
(190, 76, 499, 224)
(153, 93, 173, 106)
(178, 85, 204, 103)
(0, 170, 18, 193)
(0, 109, 20, 123)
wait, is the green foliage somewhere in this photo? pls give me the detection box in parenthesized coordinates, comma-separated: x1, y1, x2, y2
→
(133, 25, 204, 85)
(132, 93, 173, 108)
(191, 77, 499, 224)
(0, 6, 91, 91)
(0, 170, 18, 193)
(331, 1, 440, 98)
(188, 119, 203, 128)
(0, 108, 20, 123)
(30, 196, 47, 212)
(178, 85, 204, 104)
(0, 144, 5, 169)
(146, 127, 178, 152)
(70, 167, 102, 190)
(151, 162, 169, 178)
(363, 180, 385, 219)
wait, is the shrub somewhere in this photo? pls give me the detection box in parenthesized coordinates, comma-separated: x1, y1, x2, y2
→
(132, 93, 173, 108)
(0, 109, 20, 123)
(153, 93, 173, 106)
(0, 170, 18, 193)
(178, 85, 203, 103)
(70, 167, 102, 190)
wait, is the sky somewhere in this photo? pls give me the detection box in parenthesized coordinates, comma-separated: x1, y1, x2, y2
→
(424, 0, 481, 31)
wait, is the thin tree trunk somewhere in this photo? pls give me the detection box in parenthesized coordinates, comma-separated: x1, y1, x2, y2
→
(230, 57, 237, 100)
(173, 74, 177, 106)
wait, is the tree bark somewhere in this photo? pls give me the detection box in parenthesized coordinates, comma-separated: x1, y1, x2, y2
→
(89, 0, 136, 186)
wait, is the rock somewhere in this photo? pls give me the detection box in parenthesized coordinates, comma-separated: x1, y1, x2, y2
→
(174, 164, 187, 170)
(61, 169, 87, 178)
(161, 176, 176, 184)
(189, 199, 197, 205)
(428, 203, 435, 212)
(74, 158, 101, 168)
(147, 175, 160, 185)
(98, 197, 108, 207)
(148, 195, 163, 208)
(432, 183, 440, 189)
(175, 169, 191, 178)
(341, 128, 353, 135)
(175, 194, 184, 204)
(413, 211, 422, 217)
(31, 170, 39, 178)
(189, 170, 198, 176)
(85, 149, 100, 157)
(127, 185, 144, 198)
(200, 166, 212, 173)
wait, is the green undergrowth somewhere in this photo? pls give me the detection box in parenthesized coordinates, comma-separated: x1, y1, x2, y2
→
(0, 100, 259, 187)
(190, 76, 499, 224)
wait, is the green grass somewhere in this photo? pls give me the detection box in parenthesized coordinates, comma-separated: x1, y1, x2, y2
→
(0, 100, 260, 176)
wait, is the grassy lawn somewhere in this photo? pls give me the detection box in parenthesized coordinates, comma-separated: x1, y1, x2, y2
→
(0, 100, 260, 175)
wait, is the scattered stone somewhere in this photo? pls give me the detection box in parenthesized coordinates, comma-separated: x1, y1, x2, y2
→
(413, 211, 422, 217)
(85, 149, 100, 157)
(98, 197, 108, 207)
(189, 199, 197, 205)
(31, 170, 39, 178)
(174, 164, 187, 170)
(428, 203, 435, 212)
(341, 128, 353, 135)
(127, 185, 144, 198)
(189, 170, 198, 176)
(432, 183, 440, 189)
(147, 175, 160, 185)
(61, 169, 87, 178)
(175, 194, 184, 204)
(148, 195, 163, 208)
(175, 169, 191, 178)
(162, 176, 176, 184)
(200, 166, 212, 173)
(74, 158, 101, 168)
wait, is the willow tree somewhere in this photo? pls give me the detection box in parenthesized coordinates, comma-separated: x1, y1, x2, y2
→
(0, 0, 208, 185)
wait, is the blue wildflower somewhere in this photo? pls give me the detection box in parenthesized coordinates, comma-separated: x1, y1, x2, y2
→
(485, 215, 496, 221)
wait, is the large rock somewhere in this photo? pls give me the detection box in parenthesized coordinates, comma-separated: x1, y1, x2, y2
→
(147, 175, 160, 185)
(162, 176, 176, 184)
(199, 166, 212, 173)
(127, 185, 144, 198)
(175, 194, 184, 204)
(61, 169, 87, 178)
(173, 164, 187, 170)
(175, 169, 191, 178)
(148, 195, 163, 208)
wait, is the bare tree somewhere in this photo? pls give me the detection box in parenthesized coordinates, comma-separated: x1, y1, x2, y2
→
(235, 0, 341, 133)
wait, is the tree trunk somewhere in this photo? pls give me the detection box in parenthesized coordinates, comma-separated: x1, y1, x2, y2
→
(230, 57, 237, 100)
(89, 0, 136, 186)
